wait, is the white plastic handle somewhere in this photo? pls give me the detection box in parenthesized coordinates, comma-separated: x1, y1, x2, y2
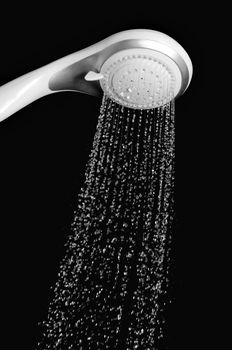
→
(0, 68, 54, 122)
(0, 37, 108, 123)
(0, 46, 103, 123)
(0, 68, 105, 123)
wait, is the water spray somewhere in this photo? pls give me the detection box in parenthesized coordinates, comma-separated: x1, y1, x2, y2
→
(0, 29, 192, 349)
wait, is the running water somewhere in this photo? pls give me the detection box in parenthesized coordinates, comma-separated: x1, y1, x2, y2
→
(36, 94, 175, 350)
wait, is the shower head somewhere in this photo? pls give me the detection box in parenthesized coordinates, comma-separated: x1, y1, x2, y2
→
(0, 29, 192, 122)
(97, 32, 192, 110)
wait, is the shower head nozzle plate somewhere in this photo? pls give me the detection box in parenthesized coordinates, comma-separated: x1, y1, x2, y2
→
(100, 48, 182, 109)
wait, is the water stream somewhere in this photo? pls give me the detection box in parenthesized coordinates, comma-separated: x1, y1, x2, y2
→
(36, 94, 175, 350)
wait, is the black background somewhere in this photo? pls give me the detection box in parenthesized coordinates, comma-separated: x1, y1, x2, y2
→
(0, 3, 210, 350)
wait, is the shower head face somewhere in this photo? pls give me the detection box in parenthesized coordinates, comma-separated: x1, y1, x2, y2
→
(100, 48, 181, 109)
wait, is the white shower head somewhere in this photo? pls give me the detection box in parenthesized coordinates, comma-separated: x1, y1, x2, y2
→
(97, 31, 192, 109)
(0, 29, 192, 121)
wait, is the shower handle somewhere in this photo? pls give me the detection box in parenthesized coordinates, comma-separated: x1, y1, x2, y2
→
(0, 68, 54, 122)
(0, 44, 105, 123)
